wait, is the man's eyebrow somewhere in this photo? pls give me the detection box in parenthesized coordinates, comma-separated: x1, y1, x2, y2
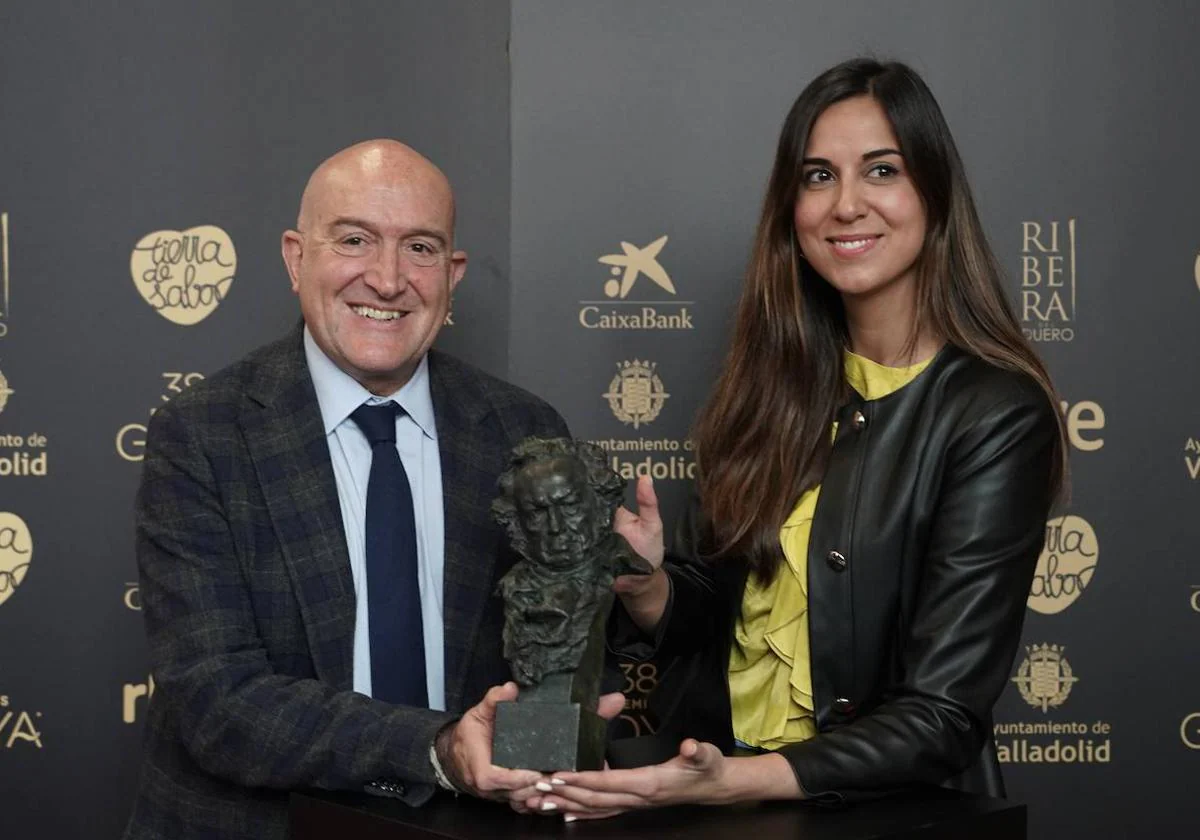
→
(329, 216, 376, 232)
(328, 218, 449, 245)
(404, 228, 449, 246)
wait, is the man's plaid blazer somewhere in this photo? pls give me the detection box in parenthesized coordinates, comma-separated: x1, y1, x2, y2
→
(122, 327, 569, 839)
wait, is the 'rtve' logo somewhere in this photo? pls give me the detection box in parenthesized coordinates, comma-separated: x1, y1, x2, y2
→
(1059, 400, 1104, 451)
(123, 675, 155, 724)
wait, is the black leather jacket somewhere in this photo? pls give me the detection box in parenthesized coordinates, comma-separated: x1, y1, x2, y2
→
(612, 345, 1059, 804)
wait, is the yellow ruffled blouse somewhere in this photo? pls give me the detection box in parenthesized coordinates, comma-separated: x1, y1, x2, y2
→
(728, 350, 933, 750)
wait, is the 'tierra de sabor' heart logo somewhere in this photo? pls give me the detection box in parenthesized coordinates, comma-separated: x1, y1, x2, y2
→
(0, 511, 32, 608)
(130, 225, 236, 325)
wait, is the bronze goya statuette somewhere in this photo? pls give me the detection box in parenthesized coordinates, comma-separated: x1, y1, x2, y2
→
(490, 437, 651, 771)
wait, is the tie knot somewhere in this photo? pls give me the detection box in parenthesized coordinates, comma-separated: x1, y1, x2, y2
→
(351, 402, 400, 446)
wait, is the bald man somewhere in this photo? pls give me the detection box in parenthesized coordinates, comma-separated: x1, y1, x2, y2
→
(124, 141, 606, 839)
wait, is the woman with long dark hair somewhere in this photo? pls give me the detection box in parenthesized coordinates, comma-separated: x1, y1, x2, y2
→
(523, 57, 1067, 818)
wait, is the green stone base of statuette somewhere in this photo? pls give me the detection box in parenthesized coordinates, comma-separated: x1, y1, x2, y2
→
(492, 701, 607, 772)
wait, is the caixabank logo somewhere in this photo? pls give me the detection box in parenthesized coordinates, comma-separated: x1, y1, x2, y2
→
(578, 235, 694, 330)
(130, 225, 236, 325)
(1020, 219, 1077, 343)
(994, 643, 1112, 764)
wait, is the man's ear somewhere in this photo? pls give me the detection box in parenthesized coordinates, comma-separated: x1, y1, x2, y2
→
(281, 230, 304, 294)
(448, 249, 467, 292)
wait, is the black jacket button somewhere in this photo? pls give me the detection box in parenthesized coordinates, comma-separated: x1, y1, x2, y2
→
(833, 697, 856, 715)
(826, 550, 847, 572)
(852, 410, 867, 430)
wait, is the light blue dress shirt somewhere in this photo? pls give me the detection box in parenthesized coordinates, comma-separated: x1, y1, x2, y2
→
(303, 328, 446, 710)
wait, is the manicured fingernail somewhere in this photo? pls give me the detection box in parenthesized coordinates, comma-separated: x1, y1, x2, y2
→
(541, 801, 558, 812)
(564, 815, 577, 823)
(551, 778, 566, 785)
(535, 782, 553, 793)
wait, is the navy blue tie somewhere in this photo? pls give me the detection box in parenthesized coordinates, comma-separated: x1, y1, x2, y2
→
(350, 402, 428, 707)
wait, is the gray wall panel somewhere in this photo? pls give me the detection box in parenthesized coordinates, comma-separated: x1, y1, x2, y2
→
(0, 1, 1196, 837)
(510, 3, 1199, 837)
(0, 2, 510, 837)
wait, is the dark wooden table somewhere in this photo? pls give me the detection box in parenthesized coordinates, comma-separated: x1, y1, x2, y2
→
(290, 786, 1025, 839)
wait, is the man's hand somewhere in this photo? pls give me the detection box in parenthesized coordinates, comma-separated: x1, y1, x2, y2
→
(435, 683, 542, 802)
(436, 683, 627, 814)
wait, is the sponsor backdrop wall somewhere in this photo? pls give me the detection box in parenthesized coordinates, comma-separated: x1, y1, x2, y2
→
(0, 2, 513, 838)
(507, 2, 1199, 838)
(0, 1, 1196, 838)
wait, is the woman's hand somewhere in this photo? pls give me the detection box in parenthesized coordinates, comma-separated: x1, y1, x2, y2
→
(535, 739, 728, 819)
(612, 475, 665, 598)
(525, 739, 748, 820)
(526, 744, 802, 820)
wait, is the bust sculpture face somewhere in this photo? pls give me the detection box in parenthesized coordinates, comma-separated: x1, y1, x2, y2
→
(510, 455, 604, 573)
(494, 439, 624, 573)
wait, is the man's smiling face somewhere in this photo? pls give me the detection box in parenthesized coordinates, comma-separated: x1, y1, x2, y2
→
(283, 141, 466, 395)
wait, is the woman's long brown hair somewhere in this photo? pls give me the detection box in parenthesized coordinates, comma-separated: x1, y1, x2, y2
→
(692, 58, 1068, 578)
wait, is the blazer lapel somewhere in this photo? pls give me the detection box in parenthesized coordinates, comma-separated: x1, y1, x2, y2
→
(242, 328, 357, 691)
(429, 351, 507, 712)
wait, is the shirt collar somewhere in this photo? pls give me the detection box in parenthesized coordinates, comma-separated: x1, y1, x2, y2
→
(303, 327, 438, 440)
